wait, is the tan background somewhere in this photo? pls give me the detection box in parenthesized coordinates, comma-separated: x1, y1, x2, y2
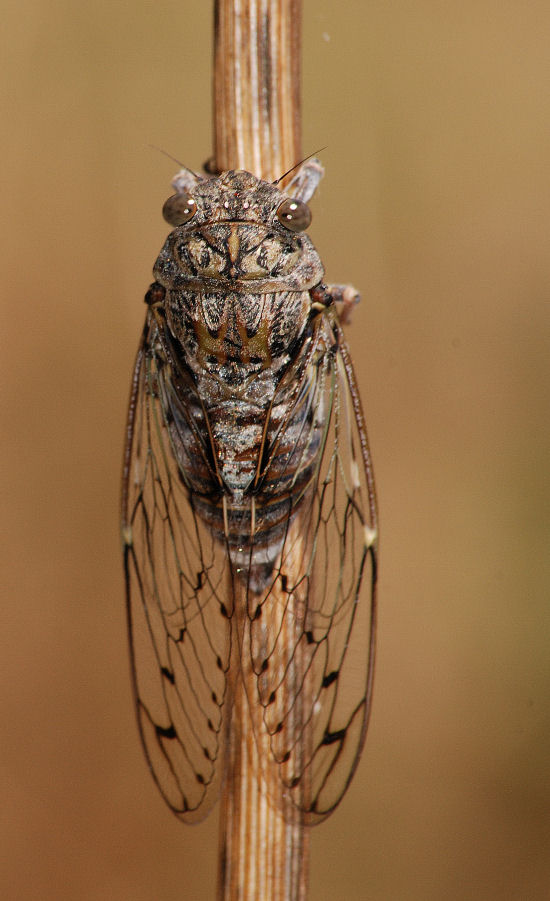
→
(2, 1, 549, 898)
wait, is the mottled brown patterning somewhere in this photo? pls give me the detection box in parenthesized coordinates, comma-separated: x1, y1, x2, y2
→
(121, 159, 378, 824)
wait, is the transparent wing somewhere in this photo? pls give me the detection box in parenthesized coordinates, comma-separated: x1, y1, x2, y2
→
(245, 312, 378, 824)
(122, 305, 377, 826)
(121, 312, 233, 824)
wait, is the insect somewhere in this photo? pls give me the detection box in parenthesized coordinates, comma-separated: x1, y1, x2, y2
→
(121, 159, 378, 825)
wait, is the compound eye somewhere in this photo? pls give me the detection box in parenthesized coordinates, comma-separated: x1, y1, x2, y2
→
(276, 198, 311, 232)
(162, 192, 197, 226)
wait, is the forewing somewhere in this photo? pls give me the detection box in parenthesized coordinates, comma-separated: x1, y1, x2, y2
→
(122, 313, 232, 823)
(247, 314, 378, 823)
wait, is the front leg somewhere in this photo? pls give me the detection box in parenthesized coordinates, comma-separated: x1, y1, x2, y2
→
(310, 283, 361, 325)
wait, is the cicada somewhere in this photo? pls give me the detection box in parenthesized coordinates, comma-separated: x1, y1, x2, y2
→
(121, 159, 378, 825)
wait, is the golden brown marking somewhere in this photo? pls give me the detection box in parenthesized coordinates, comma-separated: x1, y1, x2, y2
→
(227, 225, 240, 265)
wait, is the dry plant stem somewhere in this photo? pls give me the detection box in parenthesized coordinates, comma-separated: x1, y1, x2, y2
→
(218, 563, 309, 901)
(213, 2, 308, 900)
(213, 0, 302, 179)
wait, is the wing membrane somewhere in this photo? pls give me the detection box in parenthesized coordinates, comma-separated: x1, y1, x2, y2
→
(243, 313, 378, 823)
(122, 307, 377, 825)
(122, 314, 232, 823)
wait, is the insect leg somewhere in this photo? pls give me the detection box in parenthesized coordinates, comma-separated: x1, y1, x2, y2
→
(310, 283, 361, 325)
(325, 284, 361, 325)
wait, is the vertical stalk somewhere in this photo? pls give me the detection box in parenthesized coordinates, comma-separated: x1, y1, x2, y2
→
(213, 0, 302, 179)
(212, 2, 308, 899)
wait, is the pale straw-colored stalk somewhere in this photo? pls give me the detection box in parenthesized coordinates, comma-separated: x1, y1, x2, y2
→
(212, 2, 309, 899)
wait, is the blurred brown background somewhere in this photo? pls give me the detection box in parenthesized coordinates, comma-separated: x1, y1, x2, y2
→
(2, 1, 549, 898)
